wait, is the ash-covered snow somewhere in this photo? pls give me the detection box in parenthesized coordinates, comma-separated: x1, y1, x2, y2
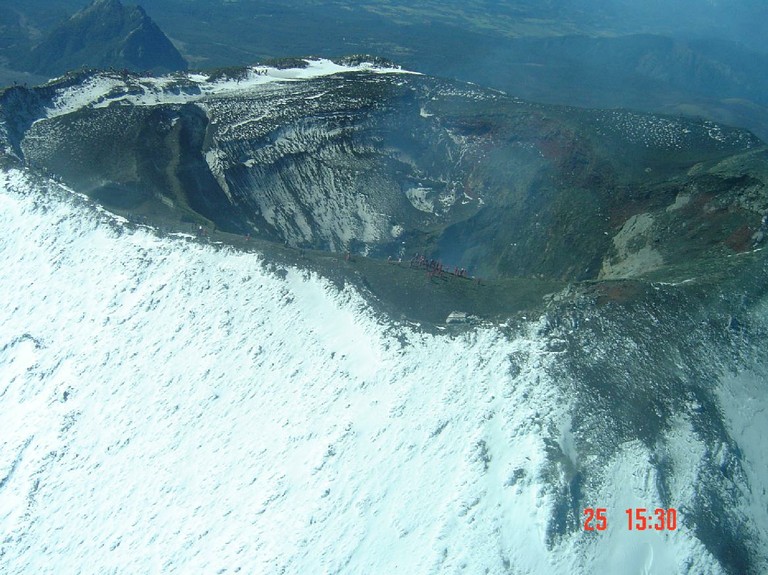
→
(0, 169, 764, 574)
(716, 367, 768, 555)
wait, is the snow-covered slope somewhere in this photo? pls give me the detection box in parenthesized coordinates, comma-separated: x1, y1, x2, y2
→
(2, 168, 767, 574)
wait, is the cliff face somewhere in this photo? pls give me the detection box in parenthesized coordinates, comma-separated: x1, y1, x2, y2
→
(23, 0, 187, 76)
(2, 60, 767, 283)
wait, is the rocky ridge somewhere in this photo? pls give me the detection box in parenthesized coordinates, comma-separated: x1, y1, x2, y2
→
(1, 58, 766, 293)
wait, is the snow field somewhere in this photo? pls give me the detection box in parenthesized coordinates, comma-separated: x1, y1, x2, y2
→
(0, 170, 567, 574)
(0, 169, 740, 574)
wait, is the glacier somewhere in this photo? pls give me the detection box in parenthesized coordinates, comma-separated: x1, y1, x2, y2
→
(1, 167, 767, 574)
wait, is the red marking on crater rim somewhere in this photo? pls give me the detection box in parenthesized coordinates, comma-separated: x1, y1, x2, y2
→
(594, 281, 645, 305)
(725, 224, 754, 253)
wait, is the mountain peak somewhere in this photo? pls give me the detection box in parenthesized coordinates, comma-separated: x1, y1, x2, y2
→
(25, 0, 187, 76)
(77, 0, 129, 22)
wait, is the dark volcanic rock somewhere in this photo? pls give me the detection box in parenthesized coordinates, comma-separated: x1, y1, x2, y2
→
(2, 61, 767, 284)
(24, 0, 187, 76)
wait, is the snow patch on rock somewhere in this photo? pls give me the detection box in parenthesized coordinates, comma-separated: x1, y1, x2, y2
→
(406, 186, 435, 213)
(599, 213, 664, 279)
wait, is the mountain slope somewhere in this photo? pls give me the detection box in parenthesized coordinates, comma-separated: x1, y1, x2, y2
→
(2, 60, 765, 289)
(1, 165, 767, 574)
(23, 0, 187, 76)
(2, 56, 768, 575)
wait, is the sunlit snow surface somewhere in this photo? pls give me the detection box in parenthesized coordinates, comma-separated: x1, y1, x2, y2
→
(0, 169, 759, 574)
(44, 58, 419, 119)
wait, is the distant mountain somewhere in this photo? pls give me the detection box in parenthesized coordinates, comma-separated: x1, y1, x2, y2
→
(125, 1, 768, 142)
(23, 0, 187, 76)
(1, 1, 766, 142)
(436, 34, 768, 142)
